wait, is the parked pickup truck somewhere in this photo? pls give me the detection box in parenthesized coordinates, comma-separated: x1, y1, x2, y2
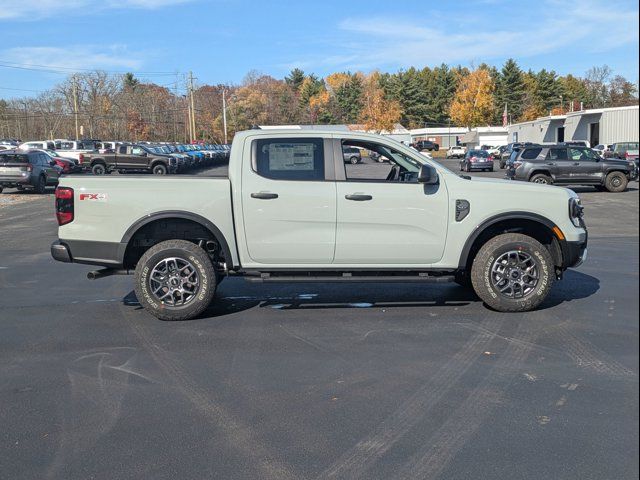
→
(54, 140, 97, 163)
(82, 143, 178, 175)
(51, 129, 588, 320)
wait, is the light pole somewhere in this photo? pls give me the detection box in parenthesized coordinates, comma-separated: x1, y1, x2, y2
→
(222, 89, 227, 145)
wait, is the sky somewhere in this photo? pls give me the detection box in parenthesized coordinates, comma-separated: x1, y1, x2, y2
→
(0, 0, 638, 99)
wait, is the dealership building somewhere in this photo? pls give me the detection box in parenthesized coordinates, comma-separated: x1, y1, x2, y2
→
(507, 105, 639, 146)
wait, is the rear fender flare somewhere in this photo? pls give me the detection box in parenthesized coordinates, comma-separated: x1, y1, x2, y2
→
(121, 211, 236, 268)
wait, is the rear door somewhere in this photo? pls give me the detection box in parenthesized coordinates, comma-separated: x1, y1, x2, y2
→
(544, 147, 572, 182)
(240, 136, 337, 264)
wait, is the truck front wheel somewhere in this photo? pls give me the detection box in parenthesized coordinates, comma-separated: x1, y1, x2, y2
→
(604, 171, 628, 192)
(470, 233, 554, 312)
(134, 240, 217, 321)
(152, 163, 168, 175)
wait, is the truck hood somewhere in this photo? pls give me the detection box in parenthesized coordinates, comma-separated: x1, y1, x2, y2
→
(461, 174, 577, 197)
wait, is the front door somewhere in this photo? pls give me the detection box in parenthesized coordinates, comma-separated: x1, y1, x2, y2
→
(241, 136, 337, 264)
(569, 147, 604, 183)
(334, 139, 449, 265)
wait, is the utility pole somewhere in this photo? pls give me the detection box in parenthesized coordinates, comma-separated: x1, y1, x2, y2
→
(222, 89, 228, 144)
(188, 71, 196, 143)
(72, 75, 80, 140)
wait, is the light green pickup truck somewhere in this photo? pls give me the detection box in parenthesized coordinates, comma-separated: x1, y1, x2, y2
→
(51, 129, 588, 320)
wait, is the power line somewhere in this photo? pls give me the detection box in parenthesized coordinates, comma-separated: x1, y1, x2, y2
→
(0, 60, 177, 76)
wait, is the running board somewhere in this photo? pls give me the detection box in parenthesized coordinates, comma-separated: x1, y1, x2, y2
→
(244, 273, 455, 284)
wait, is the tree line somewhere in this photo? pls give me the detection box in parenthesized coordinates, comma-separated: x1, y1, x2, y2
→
(0, 59, 637, 143)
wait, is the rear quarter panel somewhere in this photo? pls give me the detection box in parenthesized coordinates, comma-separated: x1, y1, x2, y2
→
(58, 176, 238, 264)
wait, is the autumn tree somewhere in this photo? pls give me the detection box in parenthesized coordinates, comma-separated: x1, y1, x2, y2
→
(449, 68, 496, 127)
(361, 72, 401, 133)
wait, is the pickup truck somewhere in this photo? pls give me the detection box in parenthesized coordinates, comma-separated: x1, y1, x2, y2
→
(82, 143, 178, 175)
(51, 129, 588, 320)
(54, 140, 97, 163)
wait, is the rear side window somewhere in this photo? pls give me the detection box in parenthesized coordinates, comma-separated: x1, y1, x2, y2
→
(520, 148, 542, 160)
(253, 138, 324, 181)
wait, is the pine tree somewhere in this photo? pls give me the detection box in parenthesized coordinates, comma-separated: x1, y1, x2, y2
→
(285, 68, 306, 92)
(495, 59, 525, 122)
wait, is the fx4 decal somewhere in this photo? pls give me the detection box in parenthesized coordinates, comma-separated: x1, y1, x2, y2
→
(79, 193, 108, 202)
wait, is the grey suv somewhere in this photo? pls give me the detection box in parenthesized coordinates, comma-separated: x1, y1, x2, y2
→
(343, 147, 362, 164)
(0, 149, 60, 194)
(506, 145, 637, 192)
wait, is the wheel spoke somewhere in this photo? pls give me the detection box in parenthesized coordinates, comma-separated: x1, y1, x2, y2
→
(148, 256, 200, 307)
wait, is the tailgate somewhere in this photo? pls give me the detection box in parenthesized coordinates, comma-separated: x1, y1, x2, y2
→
(0, 162, 29, 179)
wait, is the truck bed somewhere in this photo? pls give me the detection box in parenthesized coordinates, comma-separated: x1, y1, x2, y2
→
(57, 175, 237, 263)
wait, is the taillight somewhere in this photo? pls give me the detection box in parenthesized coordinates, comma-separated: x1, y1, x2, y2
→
(625, 152, 630, 159)
(470, 156, 477, 162)
(78, 154, 84, 162)
(27, 164, 33, 172)
(55, 187, 74, 225)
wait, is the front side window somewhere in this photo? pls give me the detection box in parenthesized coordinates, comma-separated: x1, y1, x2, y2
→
(253, 138, 324, 181)
(342, 139, 422, 183)
(131, 147, 144, 156)
(570, 148, 598, 161)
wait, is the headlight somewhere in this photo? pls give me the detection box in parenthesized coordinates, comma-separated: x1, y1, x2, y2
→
(569, 197, 584, 227)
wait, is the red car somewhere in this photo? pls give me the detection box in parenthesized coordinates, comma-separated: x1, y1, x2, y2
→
(38, 150, 80, 174)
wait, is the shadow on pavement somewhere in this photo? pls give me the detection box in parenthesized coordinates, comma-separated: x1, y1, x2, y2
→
(121, 268, 599, 320)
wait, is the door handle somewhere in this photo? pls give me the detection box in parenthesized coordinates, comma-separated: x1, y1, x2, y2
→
(546, 162, 555, 166)
(251, 192, 278, 200)
(345, 194, 373, 201)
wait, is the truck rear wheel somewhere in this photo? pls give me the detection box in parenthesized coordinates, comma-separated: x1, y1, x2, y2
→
(134, 240, 217, 321)
(471, 233, 554, 312)
(530, 173, 552, 185)
(604, 171, 628, 192)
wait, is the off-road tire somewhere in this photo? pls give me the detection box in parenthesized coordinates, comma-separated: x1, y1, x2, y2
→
(530, 173, 553, 185)
(35, 175, 47, 194)
(471, 233, 554, 312)
(134, 240, 217, 321)
(604, 171, 628, 192)
(152, 163, 168, 175)
(92, 163, 106, 175)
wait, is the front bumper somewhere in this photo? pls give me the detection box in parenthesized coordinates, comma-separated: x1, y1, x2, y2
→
(561, 230, 588, 269)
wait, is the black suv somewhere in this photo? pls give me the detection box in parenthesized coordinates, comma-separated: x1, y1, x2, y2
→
(506, 144, 637, 192)
(414, 140, 439, 152)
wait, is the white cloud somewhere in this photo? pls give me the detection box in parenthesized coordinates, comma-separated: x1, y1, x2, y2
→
(1, 45, 145, 70)
(0, 0, 194, 20)
(288, 0, 638, 71)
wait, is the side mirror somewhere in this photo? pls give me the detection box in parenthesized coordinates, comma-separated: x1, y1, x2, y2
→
(49, 160, 56, 166)
(418, 164, 439, 185)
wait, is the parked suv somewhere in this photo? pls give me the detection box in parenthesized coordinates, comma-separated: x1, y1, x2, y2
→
(414, 140, 439, 152)
(460, 149, 494, 172)
(343, 146, 362, 164)
(506, 145, 637, 192)
(0, 149, 60, 193)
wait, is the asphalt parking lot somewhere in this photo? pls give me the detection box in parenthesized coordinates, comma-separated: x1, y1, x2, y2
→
(1, 158, 638, 480)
